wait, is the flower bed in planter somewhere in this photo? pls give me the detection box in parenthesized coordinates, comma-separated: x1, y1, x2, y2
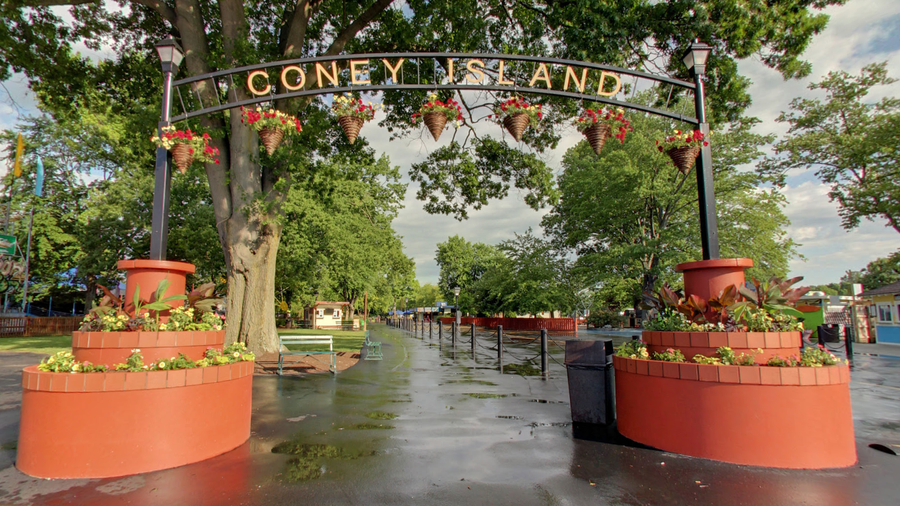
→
(17, 361, 253, 479)
(72, 330, 225, 364)
(613, 355, 856, 469)
(643, 330, 801, 365)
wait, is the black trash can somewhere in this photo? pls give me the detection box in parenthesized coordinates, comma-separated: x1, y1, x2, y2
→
(565, 339, 615, 426)
(817, 324, 841, 343)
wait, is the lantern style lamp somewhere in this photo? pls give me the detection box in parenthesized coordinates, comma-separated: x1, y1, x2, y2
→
(155, 37, 184, 74)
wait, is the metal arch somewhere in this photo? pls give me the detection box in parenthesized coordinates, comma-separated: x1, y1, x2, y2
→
(171, 84, 698, 125)
(168, 52, 699, 125)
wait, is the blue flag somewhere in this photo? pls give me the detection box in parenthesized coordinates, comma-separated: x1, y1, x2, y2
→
(34, 156, 44, 197)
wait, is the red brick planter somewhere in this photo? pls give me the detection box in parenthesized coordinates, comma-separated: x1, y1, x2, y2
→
(17, 362, 253, 479)
(613, 355, 856, 469)
(72, 330, 226, 364)
(643, 330, 802, 365)
(116, 259, 195, 317)
(676, 258, 753, 302)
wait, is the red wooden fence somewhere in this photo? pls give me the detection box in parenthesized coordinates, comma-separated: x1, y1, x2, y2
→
(0, 317, 83, 337)
(438, 316, 575, 331)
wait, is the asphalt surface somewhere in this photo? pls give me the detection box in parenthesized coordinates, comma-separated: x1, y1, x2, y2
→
(0, 325, 898, 505)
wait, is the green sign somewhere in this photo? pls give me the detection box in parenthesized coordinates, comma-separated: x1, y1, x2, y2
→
(0, 234, 16, 256)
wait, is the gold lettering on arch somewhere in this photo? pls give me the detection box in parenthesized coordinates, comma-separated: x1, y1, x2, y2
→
(497, 60, 514, 85)
(529, 63, 552, 89)
(597, 71, 622, 97)
(466, 59, 485, 83)
(382, 58, 405, 83)
(564, 66, 588, 93)
(350, 59, 371, 85)
(247, 70, 271, 96)
(280, 66, 306, 91)
(315, 61, 339, 87)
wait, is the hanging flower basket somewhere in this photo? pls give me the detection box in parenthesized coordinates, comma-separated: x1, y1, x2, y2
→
(411, 93, 463, 141)
(423, 112, 448, 140)
(258, 127, 285, 156)
(332, 93, 379, 144)
(491, 97, 542, 142)
(239, 107, 302, 155)
(667, 145, 702, 174)
(656, 129, 709, 175)
(338, 115, 365, 144)
(503, 113, 530, 141)
(573, 107, 631, 155)
(151, 126, 219, 173)
(170, 143, 194, 174)
(582, 123, 611, 155)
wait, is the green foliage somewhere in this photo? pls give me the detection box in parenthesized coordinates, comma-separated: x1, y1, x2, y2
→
(767, 355, 800, 367)
(615, 339, 648, 359)
(586, 309, 619, 329)
(651, 348, 686, 363)
(717, 346, 759, 366)
(855, 251, 900, 291)
(544, 108, 796, 308)
(763, 62, 900, 233)
(799, 346, 841, 367)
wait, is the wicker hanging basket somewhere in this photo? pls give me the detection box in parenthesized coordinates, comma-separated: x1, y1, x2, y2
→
(503, 112, 530, 142)
(338, 115, 365, 144)
(666, 145, 702, 174)
(258, 127, 285, 156)
(583, 123, 612, 155)
(423, 112, 448, 141)
(170, 143, 194, 174)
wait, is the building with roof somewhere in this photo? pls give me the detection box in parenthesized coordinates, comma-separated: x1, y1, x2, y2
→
(859, 281, 900, 345)
(303, 301, 358, 330)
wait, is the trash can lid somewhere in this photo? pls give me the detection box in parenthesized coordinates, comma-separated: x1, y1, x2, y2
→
(564, 339, 613, 366)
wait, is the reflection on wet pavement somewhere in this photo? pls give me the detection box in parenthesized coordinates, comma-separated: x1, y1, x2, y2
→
(0, 326, 898, 505)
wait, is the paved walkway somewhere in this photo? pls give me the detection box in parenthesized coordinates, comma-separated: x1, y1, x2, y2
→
(0, 325, 897, 505)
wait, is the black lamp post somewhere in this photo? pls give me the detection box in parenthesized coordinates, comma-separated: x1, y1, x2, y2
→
(453, 286, 461, 324)
(682, 39, 719, 260)
(150, 37, 184, 261)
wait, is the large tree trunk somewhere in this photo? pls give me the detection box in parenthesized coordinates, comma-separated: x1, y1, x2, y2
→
(224, 211, 282, 354)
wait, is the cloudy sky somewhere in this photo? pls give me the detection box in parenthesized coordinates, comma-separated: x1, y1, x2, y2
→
(1, 1, 898, 287)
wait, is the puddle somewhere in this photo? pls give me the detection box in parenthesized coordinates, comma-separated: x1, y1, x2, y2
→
(464, 393, 508, 399)
(502, 363, 542, 376)
(272, 443, 377, 482)
(365, 411, 398, 420)
(443, 380, 499, 386)
(346, 423, 394, 430)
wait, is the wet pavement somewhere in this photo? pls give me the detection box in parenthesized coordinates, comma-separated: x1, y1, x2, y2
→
(0, 325, 898, 505)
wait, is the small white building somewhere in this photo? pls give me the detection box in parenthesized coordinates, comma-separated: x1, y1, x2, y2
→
(304, 301, 357, 329)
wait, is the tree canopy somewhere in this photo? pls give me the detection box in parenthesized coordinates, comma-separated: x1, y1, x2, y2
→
(762, 62, 900, 233)
(0, 0, 843, 351)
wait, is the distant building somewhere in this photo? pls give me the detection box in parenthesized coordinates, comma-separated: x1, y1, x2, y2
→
(859, 282, 900, 345)
(303, 301, 357, 330)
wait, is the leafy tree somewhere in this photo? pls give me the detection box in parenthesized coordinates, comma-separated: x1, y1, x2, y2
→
(762, 62, 900, 233)
(543, 110, 797, 305)
(277, 151, 408, 318)
(2, 0, 842, 351)
(435, 235, 504, 314)
(856, 251, 900, 291)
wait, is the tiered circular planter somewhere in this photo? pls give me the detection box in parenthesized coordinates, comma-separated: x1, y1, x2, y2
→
(642, 330, 801, 365)
(611, 257, 857, 469)
(17, 259, 253, 479)
(613, 355, 856, 469)
(72, 330, 225, 364)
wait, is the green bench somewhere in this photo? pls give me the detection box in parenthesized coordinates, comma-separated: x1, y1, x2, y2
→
(278, 334, 336, 375)
(364, 330, 382, 360)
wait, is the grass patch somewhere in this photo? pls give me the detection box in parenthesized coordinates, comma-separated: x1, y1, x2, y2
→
(0, 441, 17, 451)
(0, 335, 71, 355)
(278, 329, 366, 353)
